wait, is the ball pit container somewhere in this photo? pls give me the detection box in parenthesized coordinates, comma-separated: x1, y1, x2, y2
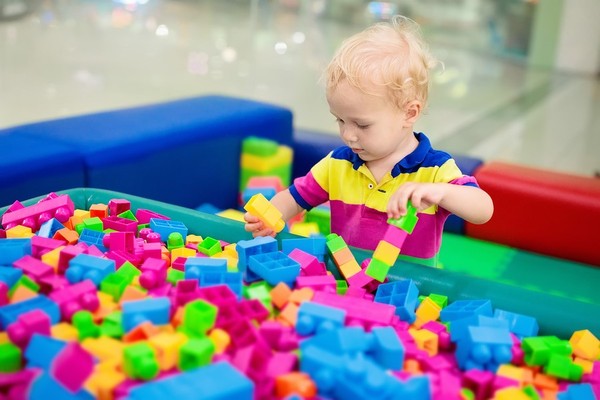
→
(2, 187, 598, 340)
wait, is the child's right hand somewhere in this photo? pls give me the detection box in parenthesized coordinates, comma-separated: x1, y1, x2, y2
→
(243, 212, 276, 238)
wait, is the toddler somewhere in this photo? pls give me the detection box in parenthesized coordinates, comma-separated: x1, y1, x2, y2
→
(244, 16, 493, 266)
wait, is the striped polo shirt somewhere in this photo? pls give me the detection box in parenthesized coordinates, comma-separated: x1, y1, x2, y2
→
(289, 132, 478, 266)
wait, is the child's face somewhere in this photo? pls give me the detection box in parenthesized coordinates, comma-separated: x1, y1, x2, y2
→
(327, 79, 419, 166)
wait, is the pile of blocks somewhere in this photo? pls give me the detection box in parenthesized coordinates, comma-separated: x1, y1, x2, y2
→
(0, 192, 599, 399)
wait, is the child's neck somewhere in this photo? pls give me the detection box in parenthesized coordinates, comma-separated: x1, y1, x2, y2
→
(366, 133, 419, 183)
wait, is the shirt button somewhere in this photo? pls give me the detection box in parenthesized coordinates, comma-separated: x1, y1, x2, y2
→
(368, 184, 374, 189)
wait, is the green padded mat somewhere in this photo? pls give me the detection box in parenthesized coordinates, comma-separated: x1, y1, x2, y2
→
(440, 233, 600, 304)
(1, 188, 599, 339)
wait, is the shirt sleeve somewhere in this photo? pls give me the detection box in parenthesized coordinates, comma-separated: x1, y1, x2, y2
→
(288, 152, 332, 210)
(436, 158, 480, 188)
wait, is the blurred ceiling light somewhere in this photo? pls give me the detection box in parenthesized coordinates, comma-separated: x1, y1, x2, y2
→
(113, 0, 149, 5)
(221, 47, 237, 63)
(292, 32, 305, 44)
(155, 24, 169, 37)
(274, 42, 287, 55)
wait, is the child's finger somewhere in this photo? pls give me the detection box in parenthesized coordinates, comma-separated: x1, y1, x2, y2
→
(253, 227, 274, 238)
(244, 221, 262, 232)
(243, 212, 260, 223)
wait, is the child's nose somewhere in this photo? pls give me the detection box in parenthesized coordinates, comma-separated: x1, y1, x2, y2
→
(340, 127, 358, 143)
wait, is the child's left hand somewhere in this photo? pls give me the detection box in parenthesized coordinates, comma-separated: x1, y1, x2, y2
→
(386, 182, 447, 219)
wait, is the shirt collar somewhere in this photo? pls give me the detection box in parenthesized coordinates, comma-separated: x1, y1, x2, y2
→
(392, 132, 431, 177)
(347, 132, 431, 177)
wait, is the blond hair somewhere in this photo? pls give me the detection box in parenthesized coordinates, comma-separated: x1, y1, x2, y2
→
(325, 15, 439, 110)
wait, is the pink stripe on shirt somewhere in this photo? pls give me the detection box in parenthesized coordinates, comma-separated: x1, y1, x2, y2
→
(329, 200, 449, 256)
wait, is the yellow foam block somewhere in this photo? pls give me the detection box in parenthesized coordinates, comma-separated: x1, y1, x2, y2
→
(244, 193, 284, 232)
(212, 252, 238, 270)
(217, 209, 246, 223)
(493, 388, 531, 400)
(41, 245, 65, 271)
(496, 364, 533, 385)
(414, 297, 441, 328)
(373, 240, 400, 266)
(51, 322, 79, 342)
(70, 209, 91, 227)
(241, 145, 293, 172)
(6, 225, 34, 238)
(186, 234, 203, 245)
(289, 222, 320, 237)
(208, 328, 231, 354)
(148, 331, 188, 371)
(82, 337, 124, 362)
(171, 246, 196, 259)
(569, 329, 600, 360)
(338, 259, 361, 279)
(85, 364, 126, 400)
(408, 328, 439, 356)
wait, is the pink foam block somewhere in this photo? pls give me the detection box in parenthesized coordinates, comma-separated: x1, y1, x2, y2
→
(51, 342, 94, 393)
(215, 303, 243, 328)
(231, 341, 272, 378)
(86, 245, 105, 257)
(239, 299, 270, 324)
(344, 286, 368, 299)
(346, 266, 375, 289)
(197, 284, 238, 307)
(312, 290, 396, 331)
(13, 255, 54, 283)
(58, 246, 86, 274)
(295, 274, 337, 293)
(135, 209, 169, 224)
(247, 176, 284, 193)
(0, 369, 38, 392)
(266, 351, 298, 378)
(288, 249, 327, 276)
(172, 279, 201, 307)
(258, 321, 286, 347)
(432, 370, 462, 400)
(101, 216, 138, 233)
(148, 283, 172, 298)
(49, 280, 99, 321)
(142, 242, 163, 261)
(420, 353, 456, 372)
(106, 250, 140, 269)
(0, 282, 8, 306)
(171, 256, 187, 272)
(38, 275, 70, 294)
(220, 318, 264, 352)
(6, 309, 51, 348)
(1, 194, 74, 231)
(108, 199, 131, 216)
(139, 258, 168, 289)
(31, 236, 66, 258)
(382, 224, 409, 249)
(104, 231, 135, 252)
(462, 369, 494, 400)
(422, 320, 452, 350)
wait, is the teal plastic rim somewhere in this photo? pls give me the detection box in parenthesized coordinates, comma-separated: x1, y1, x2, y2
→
(1, 187, 599, 338)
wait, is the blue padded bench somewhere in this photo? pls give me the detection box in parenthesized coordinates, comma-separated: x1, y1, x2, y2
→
(292, 129, 484, 234)
(0, 134, 86, 208)
(5, 96, 293, 210)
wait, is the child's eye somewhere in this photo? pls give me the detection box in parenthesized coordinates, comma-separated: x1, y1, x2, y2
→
(357, 123, 370, 129)
(335, 118, 344, 124)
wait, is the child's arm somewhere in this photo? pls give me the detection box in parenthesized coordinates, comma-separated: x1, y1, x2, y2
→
(243, 189, 305, 237)
(387, 182, 493, 224)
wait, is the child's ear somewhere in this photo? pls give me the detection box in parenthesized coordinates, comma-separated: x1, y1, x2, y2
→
(404, 101, 422, 124)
